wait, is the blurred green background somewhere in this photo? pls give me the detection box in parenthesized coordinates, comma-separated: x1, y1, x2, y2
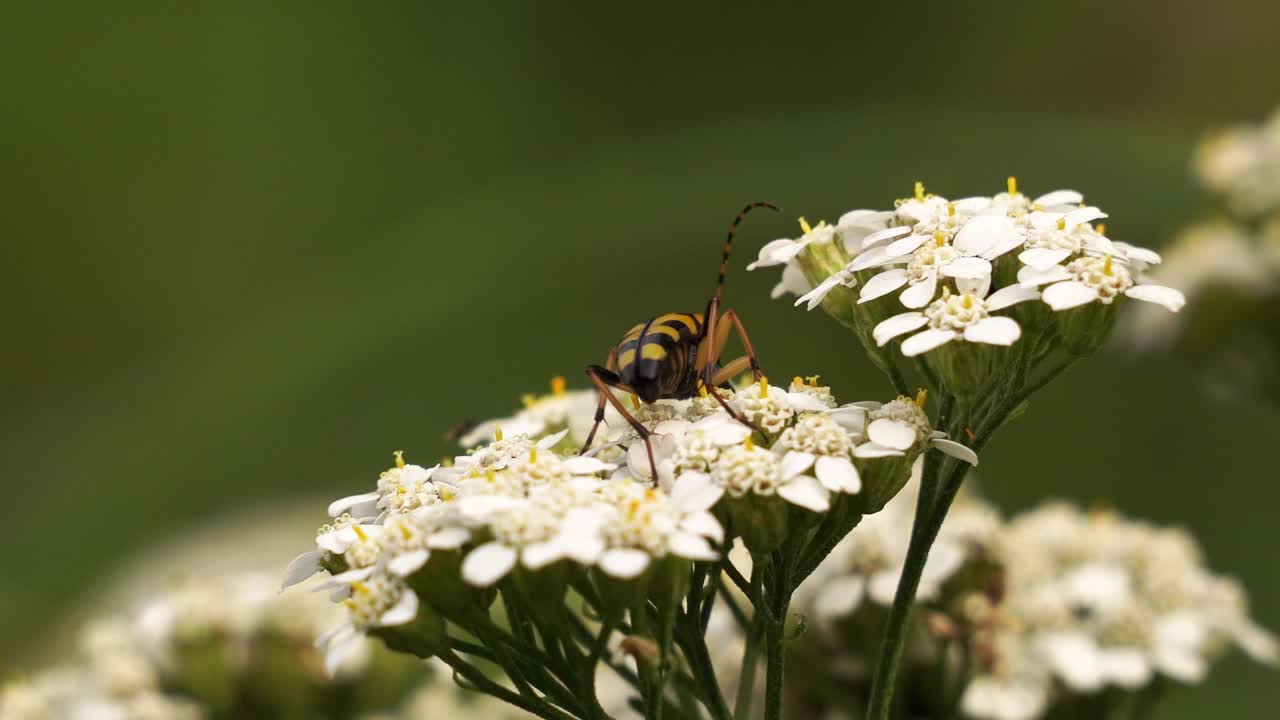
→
(2, 1, 1276, 715)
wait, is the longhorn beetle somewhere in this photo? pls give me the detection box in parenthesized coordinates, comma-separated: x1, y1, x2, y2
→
(580, 202, 779, 485)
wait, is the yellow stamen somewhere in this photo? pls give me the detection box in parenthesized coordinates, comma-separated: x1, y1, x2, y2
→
(530, 447, 538, 463)
(393, 450, 405, 469)
(798, 217, 812, 235)
(440, 486, 454, 501)
(743, 436, 755, 451)
(401, 524, 413, 540)
(1056, 217, 1066, 231)
(630, 393, 641, 410)
(495, 426, 503, 442)
(486, 469, 496, 483)
(521, 393, 537, 408)
(914, 181, 925, 201)
(947, 202, 956, 217)
(792, 375, 804, 387)
(397, 485, 406, 495)
(697, 379, 708, 398)
(963, 293, 973, 309)
(942, 285, 952, 299)
(442, 456, 453, 468)
(628, 499, 640, 520)
(915, 388, 928, 407)
(352, 582, 370, 595)
(935, 230, 945, 247)
(342, 598, 357, 610)
(644, 488, 656, 501)
(808, 374, 819, 386)
(1007, 176, 1018, 195)
(352, 524, 369, 542)
(1096, 223, 1107, 235)
(1104, 254, 1113, 275)
(758, 375, 769, 397)
(551, 375, 566, 395)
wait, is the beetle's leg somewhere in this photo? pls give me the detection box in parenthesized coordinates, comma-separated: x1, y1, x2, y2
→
(583, 365, 659, 486)
(581, 350, 622, 451)
(708, 356, 753, 387)
(712, 309, 763, 380)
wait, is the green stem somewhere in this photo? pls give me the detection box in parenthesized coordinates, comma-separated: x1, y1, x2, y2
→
(763, 551, 793, 720)
(864, 449, 946, 720)
(733, 615, 764, 720)
(440, 649, 578, 720)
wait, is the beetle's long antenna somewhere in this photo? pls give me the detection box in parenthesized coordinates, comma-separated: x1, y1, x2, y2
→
(716, 201, 779, 301)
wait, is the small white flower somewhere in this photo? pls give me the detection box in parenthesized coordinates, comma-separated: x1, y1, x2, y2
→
(873, 285, 1038, 358)
(747, 217, 836, 270)
(1034, 254, 1185, 312)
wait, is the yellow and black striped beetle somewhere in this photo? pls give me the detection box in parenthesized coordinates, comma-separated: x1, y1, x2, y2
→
(580, 202, 779, 485)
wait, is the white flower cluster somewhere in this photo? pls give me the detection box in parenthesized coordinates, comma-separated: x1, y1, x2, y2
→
(1194, 107, 1280, 217)
(0, 571, 413, 720)
(751, 179, 1184, 358)
(791, 472, 1277, 720)
(285, 377, 978, 672)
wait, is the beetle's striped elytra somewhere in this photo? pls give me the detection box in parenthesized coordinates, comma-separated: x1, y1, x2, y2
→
(580, 202, 780, 485)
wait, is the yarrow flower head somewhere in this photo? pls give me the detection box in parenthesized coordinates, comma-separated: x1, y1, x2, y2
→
(753, 178, 1187, 395)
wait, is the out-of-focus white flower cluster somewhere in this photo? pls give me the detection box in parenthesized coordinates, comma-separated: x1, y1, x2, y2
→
(788, 465, 1277, 720)
(0, 571, 430, 720)
(750, 179, 1184, 361)
(1122, 107, 1280, 403)
(1194, 108, 1280, 218)
(285, 376, 978, 673)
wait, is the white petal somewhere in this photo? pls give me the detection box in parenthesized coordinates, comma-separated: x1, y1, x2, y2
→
(784, 391, 831, 412)
(670, 472, 724, 511)
(1018, 247, 1072, 271)
(873, 312, 928, 346)
(316, 527, 358, 554)
(777, 475, 831, 512)
(668, 532, 719, 561)
(388, 549, 431, 577)
(536, 428, 571, 449)
(955, 274, 990, 298)
(427, 527, 471, 549)
(1042, 281, 1099, 310)
(563, 456, 616, 475)
(747, 238, 798, 269)
(1153, 643, 1207, 684)
(1066, 206, 1107, 228)
(281, 551, 324, 591)
(985, 284, 1041, 311)
(963, 316, 1021, 346)
(680, 511, 724, 543)
(328, 492, 381, 518)
(931, 438, 979, 466)
(867, 418, 918, 450)
(779, 450, 816, 480)
(941, 256, 992, 279)
(795, 275, 841, 310)
(1017, 264, 1073, 287)
(521, 541, 567, 570)
(1120, 244, 1162, 265)
(860, 224, 913, 249)
(953, 214, 1018, 256)
(378, 589, 419, 627)
(868, 571, 901, 606)
(1124, 284, 1185, 312)
(898, 273, 937, 309)
(884, 233, 929, 257)
(323, 630, 363, 677)
(829, 404, 868, 433)
(815, 455, 861, 494)
(853, 442, 905, 458)
(1038, 632, 1105, 692)
(599, 548, 651, 579)
(1101, 648, 1153, 689)
(858, 268, 910, 302)
(1034, 189, 1084, 207)
(461, 542, 518, 587)
(812, 576, 866, 620)
(900, 328, 957, 356)
(838, 208, 894, 229)
(770, 262, 811, 299)
(849, 245, 902, 271)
